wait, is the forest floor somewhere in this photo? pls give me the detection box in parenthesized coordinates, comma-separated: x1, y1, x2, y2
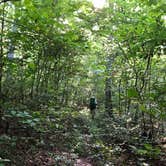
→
(74, 158, 92, 166)
(24, 135, 166, 166)
(0, 108, 166, 166)
(25, 149, 166, 166)
(23, 115, 166, 166)
(25, 150, 92, 166)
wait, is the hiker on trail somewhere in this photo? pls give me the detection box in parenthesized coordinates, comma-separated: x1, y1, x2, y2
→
(89, 97, 97, 119)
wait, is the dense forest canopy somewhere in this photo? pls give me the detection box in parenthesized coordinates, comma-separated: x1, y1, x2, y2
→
(0, 0, 166, 165)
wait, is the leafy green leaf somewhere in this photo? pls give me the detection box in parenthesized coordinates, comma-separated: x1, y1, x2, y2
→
(127, 88, 138, 98)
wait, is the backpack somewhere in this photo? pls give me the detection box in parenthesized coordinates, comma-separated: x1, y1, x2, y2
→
(89, 97, 97, 110)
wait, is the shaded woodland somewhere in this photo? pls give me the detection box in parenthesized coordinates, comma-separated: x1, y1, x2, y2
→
(0, 0, 166, 165)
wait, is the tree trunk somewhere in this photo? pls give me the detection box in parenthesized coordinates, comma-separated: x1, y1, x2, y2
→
(0, 3, 5, 120)
(118, 79, 122, 113)
(105, 77, 113, 117)
(105, 55, 113, 117)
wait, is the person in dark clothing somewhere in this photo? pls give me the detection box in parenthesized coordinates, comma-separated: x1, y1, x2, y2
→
(89, 97, 97, 119)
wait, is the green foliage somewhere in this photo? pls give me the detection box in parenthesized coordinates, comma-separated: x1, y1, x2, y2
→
(128, 88, 139, 98)
(132, 144, 161, 159)
(0, 0, 165, 165)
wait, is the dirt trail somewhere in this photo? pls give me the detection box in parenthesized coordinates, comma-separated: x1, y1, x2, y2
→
(74, 158, 92, 166)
